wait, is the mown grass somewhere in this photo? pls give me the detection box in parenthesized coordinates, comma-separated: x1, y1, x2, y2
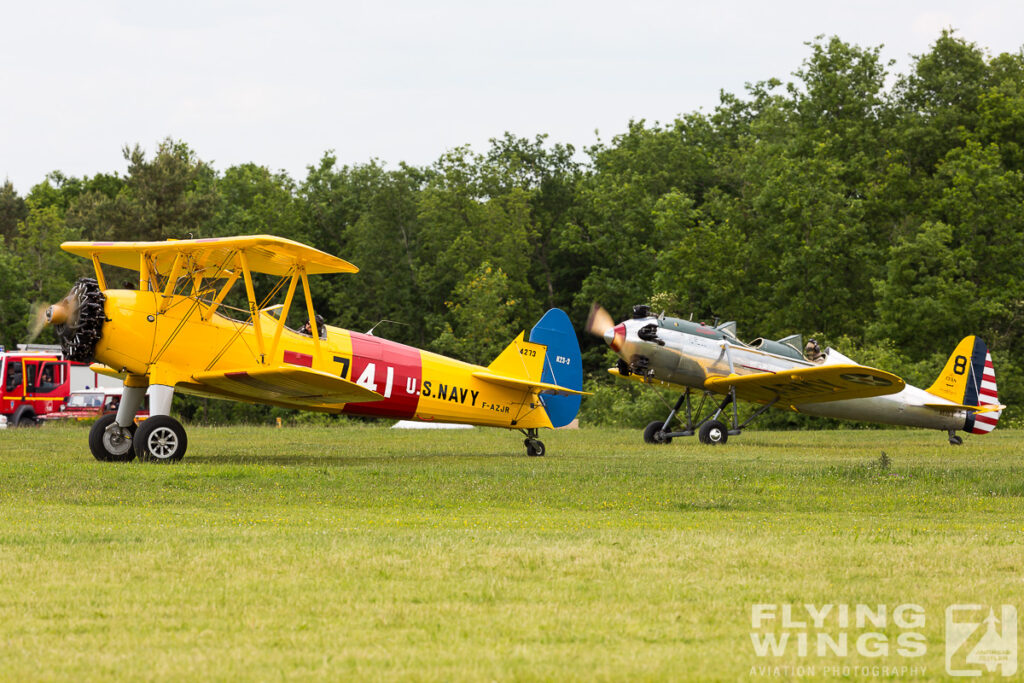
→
(0, 422, 1022, 681)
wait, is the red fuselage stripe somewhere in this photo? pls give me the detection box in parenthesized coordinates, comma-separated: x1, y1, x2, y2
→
(341, 332, 422, 419)
(283, 351, 313, 368)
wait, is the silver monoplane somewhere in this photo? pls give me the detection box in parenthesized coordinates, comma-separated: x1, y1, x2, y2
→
(588, 304, 1003, 446)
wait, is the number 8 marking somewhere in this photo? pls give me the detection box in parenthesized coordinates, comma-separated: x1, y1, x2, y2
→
(953, 355, 967, 375)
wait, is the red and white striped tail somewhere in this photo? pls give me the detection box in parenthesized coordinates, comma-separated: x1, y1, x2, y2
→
(971, 351, 1000, 434)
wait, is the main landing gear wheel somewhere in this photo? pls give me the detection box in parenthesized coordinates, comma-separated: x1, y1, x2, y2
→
(643, 420, 672, 444)
(524, 438, 546, 457)
(89, 414, 137, 462)
(698, 419, 728, 445)
(134, 415, 188, 463)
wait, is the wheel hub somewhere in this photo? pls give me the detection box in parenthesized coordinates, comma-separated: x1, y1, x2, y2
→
(147, 427, 179, 459)
(102, 424, 133, 455)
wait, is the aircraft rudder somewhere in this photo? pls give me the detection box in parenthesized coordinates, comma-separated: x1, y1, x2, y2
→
(966, 336, 1001, 434)
(528, 308, 584, 428)
(926, 335, 1001, 434)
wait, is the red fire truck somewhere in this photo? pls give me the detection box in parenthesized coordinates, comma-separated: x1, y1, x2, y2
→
(1, 350, 73, 427)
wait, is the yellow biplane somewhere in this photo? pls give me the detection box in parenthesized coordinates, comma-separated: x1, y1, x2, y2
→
(41, 235, 586, 462)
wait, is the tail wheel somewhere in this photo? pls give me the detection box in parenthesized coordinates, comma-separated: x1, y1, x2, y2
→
(89, 413, 136, 462)
(698, 420, 728, 445)
(135, 415, 188, 463)
(643, 420, 672, 444)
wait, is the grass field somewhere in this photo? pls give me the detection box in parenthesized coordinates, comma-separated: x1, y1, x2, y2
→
(1, 421, 1022, 681)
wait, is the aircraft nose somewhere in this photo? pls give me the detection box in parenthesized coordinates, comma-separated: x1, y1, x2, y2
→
(605, 324, 626, 352)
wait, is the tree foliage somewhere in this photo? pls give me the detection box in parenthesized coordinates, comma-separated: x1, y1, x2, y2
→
(1, 31, 1022, 426)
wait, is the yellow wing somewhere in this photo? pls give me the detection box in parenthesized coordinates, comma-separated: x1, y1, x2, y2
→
(182, 366, 382, 408)
(94, 362, 382, 411)
(62, 234, 358, 278)
(704, 364, 905, 405)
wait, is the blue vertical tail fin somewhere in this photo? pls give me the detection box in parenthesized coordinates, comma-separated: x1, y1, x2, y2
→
(529, 308, 583, 428)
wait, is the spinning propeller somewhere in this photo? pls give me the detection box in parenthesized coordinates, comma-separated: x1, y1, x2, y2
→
(585, 303, 626, 352)
(25, 279, 107, 361)
(25, 292, 76, 343)
(585, 303, 614, 338)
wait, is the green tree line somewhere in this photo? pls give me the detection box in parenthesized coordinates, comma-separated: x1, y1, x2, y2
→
(2, 31, 1022, 427)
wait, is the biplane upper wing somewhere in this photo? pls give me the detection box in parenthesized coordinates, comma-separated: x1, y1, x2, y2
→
(703, 364, 905, 405)
(62, 234, 358, 278)
(186, 366, 383, 407)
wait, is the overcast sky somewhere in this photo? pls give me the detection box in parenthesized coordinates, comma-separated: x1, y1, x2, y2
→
(2, 0, 1022, 194)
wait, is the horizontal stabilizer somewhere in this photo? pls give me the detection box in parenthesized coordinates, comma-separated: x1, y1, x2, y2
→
(471, 370, 589, 397)
(704, 364, 904, 405)
(921, 402, 1006, 414)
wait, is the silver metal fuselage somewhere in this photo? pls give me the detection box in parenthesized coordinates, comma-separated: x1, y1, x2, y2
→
(612, 317, 966, 432)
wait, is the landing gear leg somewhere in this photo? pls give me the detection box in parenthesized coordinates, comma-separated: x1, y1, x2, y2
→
(134, 384, 188, 463)
(520, 428, 545, 457)
(948, 430, 963, 446)
(91, 382, 147, 462)
(644, 389, 693, 444)
(647, 386, 780, 447)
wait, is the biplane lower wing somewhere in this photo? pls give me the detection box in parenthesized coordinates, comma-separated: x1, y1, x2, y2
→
(92, 362, 382, 410)
(189, 366, 383, 407)
(703, 364, 905, 405)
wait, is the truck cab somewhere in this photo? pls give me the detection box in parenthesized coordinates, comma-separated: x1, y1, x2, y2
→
(1, 353, 72, 426)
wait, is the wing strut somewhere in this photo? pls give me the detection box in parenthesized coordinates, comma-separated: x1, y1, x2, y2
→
(269, 271, 300, 362)
(238, 250, 266, 364)
(298, 266, 322, 366)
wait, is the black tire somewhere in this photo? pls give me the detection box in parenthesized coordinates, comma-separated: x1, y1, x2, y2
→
(698, 419, 728, 445)
(524, 438, 546, 457)
(12, 406, 38, 428)
(89, 413, 137, 462)
(134, 415, 187, 463)
(949, 435, 964, 446)
(643, 420, 672, 444)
